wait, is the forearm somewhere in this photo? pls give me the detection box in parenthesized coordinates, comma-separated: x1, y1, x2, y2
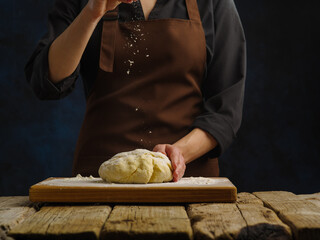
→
(173, 128, 217, 164)
(48, 5, 101, 83)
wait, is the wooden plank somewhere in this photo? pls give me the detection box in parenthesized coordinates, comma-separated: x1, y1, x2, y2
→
(187, 193, 292, 240)
(9, 205, 112, 240)
(101, 205, 193, 240)
(254, 191, 299, 202)
(0, 196, 37, 238)
(188, 202, 247, 240)
(254, 191, 320, 240)
(236, 192, 264, 205)
(29, 177, 237, 203)
(0, 196, 33, 208)
(298, 192, 320, 208)
(1, 229, 14, 240)
(237, 193, 292, 239)
(237, 204, 292, 239)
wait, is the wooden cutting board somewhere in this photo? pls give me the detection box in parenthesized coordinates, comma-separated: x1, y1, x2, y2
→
(29, 176, 237, 203)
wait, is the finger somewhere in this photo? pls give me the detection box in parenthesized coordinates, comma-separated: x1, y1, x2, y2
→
(166, 146, 180, 170)
(153, 144, 167, 156)
(173, 153, 186, 182)
(164, 145, 184, 180)
(174, 169, 185, 182)
(173, 164, 185, 181)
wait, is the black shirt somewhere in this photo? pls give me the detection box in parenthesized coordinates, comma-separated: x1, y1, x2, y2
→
(25, 0, 246, 157)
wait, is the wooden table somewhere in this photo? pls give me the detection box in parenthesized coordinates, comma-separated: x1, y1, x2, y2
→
(1, 191, 320, 240)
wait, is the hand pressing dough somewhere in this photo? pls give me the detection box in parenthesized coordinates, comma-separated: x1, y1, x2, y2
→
(98, 149, 173, 184)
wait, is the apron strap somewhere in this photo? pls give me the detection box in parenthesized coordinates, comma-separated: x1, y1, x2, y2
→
(99, 8, 119, 72)
(185, 0, 202, 22)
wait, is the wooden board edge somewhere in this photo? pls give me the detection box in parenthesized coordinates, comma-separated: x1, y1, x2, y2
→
(29, 186, 237, 203)
(29, 177, 237, 203)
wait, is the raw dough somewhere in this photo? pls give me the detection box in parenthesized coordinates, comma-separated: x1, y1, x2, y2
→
(98, 149, 173, 184)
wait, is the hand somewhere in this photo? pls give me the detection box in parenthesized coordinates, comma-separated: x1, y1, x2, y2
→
(153, 144, 186, 182)
(86, 0, 137, 20)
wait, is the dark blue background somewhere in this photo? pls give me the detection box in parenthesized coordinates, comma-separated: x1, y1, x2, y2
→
(1, 0, 319, 195)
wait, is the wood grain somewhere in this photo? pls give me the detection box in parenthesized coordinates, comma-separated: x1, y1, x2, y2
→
(187, 192, 292, 240)
(236, 192, 264, 205)
(29, 177, 237, 203)
(101, 205, 193, 240)
(0, 196, 37, 238)
(9, 205, 112, 240)
(237, 193, 292, 239)
(298, 192, 320, 208)
(254, 191, 320, 240)
(0, 228, 14, 240)
(188, 202, 247, 240)
(3, 193, 318, 240)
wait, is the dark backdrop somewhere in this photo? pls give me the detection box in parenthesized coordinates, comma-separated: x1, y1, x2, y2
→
(1, 0, 319, 195)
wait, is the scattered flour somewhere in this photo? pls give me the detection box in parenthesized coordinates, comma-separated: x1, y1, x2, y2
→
(37, 176, 229, 188)
(123, 3, 150, 76)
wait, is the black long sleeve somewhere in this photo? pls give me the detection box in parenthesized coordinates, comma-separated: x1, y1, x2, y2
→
(192, 0, 246, 157)
(25, 0, 81, 100)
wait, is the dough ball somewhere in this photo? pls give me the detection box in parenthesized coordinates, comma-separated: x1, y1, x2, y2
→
(98, 149, 173, 184)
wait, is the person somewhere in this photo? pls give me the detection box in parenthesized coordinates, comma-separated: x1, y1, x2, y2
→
(25, 0, 246, 182)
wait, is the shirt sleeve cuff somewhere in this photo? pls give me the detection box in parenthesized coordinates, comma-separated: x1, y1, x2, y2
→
(191, 114, 236, 158)
(29, 40, 80, 100)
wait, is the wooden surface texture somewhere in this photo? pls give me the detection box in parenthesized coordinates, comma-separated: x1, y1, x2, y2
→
(0, 191, 319, 240)
(254, 191, 320, 240)
(9, 205, 112, 240)
(101, 205, 193, 240)
(187, 193, 292, 240)
(29, 177, 237, 203)
(0, 196, 37, 239)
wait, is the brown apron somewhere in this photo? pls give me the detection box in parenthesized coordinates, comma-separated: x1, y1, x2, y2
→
(73, 0, 219, 177)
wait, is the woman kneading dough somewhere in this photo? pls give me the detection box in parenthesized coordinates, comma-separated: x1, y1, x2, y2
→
(25, 0, 246, 181)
